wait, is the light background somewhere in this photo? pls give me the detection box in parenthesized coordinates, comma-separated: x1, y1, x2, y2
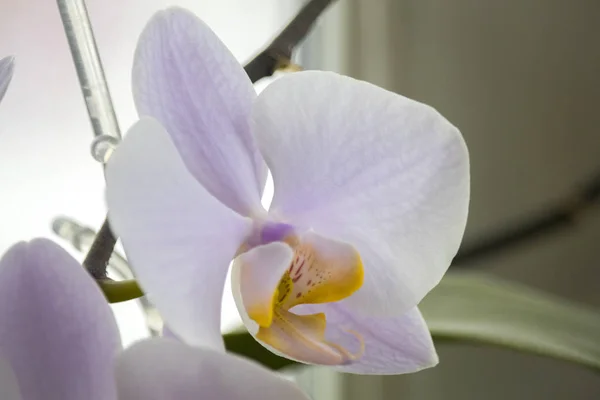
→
(0, 0, 297, 346)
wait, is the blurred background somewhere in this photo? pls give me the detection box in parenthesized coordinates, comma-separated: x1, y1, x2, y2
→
(1, 0, 599, 399)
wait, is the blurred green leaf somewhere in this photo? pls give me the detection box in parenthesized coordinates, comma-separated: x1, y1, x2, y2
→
(224, 273, 600, 371)
(421, 272, 600, 370)
(223, 330, 298, 370)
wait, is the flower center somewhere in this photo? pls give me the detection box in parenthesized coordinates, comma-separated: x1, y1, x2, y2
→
(241, 232, 365, 365)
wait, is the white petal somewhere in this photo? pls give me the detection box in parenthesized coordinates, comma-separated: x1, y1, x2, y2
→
(233, 242, 294, 328)
(106, 117, 253, 350)
(133, 7, 267, 216)
(253, 71, 470, 315)
(116, 338, 310, 400)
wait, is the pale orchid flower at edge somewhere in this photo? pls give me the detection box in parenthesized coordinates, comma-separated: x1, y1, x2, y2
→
(106, 7, 470, 374)
(0, 240, 309, 400)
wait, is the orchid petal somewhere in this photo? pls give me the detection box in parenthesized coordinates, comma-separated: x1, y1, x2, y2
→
(234, 242, 295, 328)
(133, 7, 267, 215)
(0, 239, 120, 400)
(116, 338, 310, 400)
(254, 71, 470, 316)
(0, 56, 15, 103)
(106, 117, 253, 350)
(296, 304, 437, 374)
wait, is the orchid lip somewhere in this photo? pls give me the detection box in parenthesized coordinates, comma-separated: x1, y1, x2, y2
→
(237, 230, 365, 366)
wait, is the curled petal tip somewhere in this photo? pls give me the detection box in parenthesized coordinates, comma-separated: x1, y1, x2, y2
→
(337, 329, 365, 365)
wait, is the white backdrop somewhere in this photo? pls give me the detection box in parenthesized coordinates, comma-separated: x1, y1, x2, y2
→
(0, 0, 294, 346)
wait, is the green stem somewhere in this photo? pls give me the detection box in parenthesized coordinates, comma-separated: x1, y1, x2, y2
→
(97, 279, 144, 303)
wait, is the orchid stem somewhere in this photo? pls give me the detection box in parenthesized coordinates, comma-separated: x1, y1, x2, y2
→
(243, 0, 337, 82)
(82, 217, 116, 279)
(97, 279, 144, 303)
(57, 0, 122, 280)
(454, 171, 600, 266)
(52, 216, 149, 304)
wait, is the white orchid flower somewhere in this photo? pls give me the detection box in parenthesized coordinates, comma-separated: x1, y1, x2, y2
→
(106, 7, 470, 374)
(0, 56, 15, 103)
(0, 239, 309, 400)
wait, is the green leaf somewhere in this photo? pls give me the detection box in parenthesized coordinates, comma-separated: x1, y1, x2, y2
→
(421, 272, 600, 370)
(224, 273, 600, 371)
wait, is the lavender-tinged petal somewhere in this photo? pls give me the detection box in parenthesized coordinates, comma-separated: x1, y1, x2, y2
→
(242, 221, 296, 249)
(0, 239, 120, 400)
(254, 71, 470, 316)
(259, 222, 296, 245)
(106, 117, 253, 350)
(0, 56, 15, 103)
(116, 338, 310, 400)
(133, 7, 267, 216)
(296, 304, 437, 374)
